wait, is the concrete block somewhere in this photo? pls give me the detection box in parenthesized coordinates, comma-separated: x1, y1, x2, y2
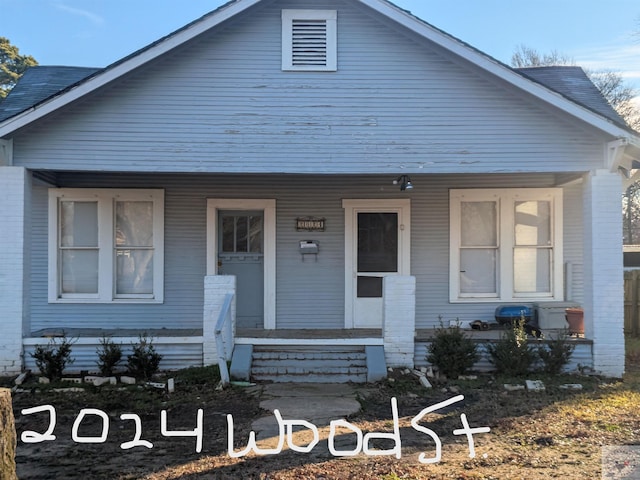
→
(504, 384, 525, 391)
(120, 376, 136, 385)
(38, 377, 50, 384)
(14, 372, 28, 386)
(419, 376, 432, 389)
(525, 380, 545, 391)
(559, 383, 583, 390)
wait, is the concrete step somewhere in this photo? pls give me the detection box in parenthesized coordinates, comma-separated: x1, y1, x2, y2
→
(250, 345, 369, 383)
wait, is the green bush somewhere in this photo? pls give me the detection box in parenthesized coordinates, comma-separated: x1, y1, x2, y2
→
(537, 332, 575, 374)
(31, 336, 75, 381)
(96, 336, 123, 376)
(427, 322, 478, 379)
(486, 317, 537, 377)
(127, 335, 162, 380)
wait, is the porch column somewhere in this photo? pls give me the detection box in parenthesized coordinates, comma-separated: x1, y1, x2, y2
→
(383, 276, 416, 368)
(582, 169, 624, 377)
(0, 166, 30, 375)
(203, 275, 236, 365)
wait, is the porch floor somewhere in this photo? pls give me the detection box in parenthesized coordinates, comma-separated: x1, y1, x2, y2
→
(236, 328, 382, 339)
(415, 328, 593, 344)
(30, 328, 203, 338)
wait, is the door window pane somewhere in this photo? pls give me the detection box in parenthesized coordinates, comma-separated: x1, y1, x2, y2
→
(357, 213, 398, 272)
(460, 249, 497, 294)
(357, 276, 383, 298)
(221, 214, 263, 253)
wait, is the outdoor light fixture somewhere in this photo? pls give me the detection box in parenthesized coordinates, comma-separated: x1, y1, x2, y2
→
(393, 175, 413, 191)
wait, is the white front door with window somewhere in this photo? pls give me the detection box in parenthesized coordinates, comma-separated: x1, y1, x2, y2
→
(343, 199, 411, 328)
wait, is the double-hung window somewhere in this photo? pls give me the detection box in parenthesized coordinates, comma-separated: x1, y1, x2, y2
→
(48, 189, 164, 303)
(450, 188, 563, 302)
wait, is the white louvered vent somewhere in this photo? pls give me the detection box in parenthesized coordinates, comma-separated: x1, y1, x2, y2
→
(292, 19, 328, 67)
(282, 10, 337, 71)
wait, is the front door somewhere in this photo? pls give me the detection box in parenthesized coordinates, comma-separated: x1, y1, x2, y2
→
(343, 199, 411, 329)
(218, 211, 264, 329)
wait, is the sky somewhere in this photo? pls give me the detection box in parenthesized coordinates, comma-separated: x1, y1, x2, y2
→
(1, 0, 639, 91)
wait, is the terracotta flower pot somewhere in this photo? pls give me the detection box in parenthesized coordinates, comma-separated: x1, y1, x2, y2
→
(565, 308, 584, 335)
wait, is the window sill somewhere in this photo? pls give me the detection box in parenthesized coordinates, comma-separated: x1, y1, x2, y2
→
(49, 298, 163, 305)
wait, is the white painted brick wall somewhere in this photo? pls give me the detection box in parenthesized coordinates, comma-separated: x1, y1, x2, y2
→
(202, 275, 236, 365)
(383, 276, 416, 367)
(0, 167, 27, 375)
(583, 169, 624, 377)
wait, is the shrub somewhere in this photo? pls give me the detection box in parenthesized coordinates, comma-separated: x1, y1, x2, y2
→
(486, 316, 537, 377)
(31, 336, 75, 381)
(127, 335, 162, 380)
(537, 332, 575, 374)
(427, 322, 478, 379)
(96, 336, 123, 376)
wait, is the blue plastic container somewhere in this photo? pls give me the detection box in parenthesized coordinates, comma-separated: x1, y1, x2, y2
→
(494, 305, 532, 325)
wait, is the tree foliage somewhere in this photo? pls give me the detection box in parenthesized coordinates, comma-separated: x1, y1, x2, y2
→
(0, 37, 38, 99)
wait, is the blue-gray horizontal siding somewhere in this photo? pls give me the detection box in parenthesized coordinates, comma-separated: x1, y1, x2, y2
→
(28, 171, 584, 332)
(11, 0, 608, 174)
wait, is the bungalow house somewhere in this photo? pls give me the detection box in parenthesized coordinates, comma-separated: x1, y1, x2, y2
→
(1, 0, 639, 381)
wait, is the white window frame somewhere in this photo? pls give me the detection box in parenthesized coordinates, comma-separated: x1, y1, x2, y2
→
(449, 188, 563, 302)
(282, 9, 337, 72)
(48, 188, 164, 303)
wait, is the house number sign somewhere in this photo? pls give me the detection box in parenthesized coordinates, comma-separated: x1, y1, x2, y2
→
(296, 217, 325, 232)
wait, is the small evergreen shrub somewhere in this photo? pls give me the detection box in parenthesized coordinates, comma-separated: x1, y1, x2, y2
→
(537, 332, 575, 374)
(96, 336, 123, 376)
(127, 335, 162, 380)
(427, 322, 478, 379)
(486, 317, 537, 377)
(31, 336, 75, 381)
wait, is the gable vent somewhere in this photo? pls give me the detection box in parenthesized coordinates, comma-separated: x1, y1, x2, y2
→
(292, 19, 328, 67)
(282, 10, 337, 72)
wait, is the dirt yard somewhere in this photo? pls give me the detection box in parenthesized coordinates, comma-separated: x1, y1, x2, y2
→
(7, 340, 640, 480)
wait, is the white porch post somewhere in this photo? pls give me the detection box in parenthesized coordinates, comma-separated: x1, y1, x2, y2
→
(583, 169, 624, 377)
(383, 275, 416, 367)
(0, 166, 30, 374)
(203, 275, 236, 365)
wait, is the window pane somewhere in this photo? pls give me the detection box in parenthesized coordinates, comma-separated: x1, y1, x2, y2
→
(461, 202, 496, 246)
(60, 201, 98, 247)
(357, 276, 383, 298)
(460, 249, 496, 294)
(249, 215, 263, 253)
(514, 248, 551, 293)
(515, 201, 551, 246)
(235, 216, 248, 252)
(222, 216, 235, 252)
(116, 249, 154, 295)
(358, 213, 398, 272)
(116, 201, 153, 247)
(61, 250, 98, 293)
